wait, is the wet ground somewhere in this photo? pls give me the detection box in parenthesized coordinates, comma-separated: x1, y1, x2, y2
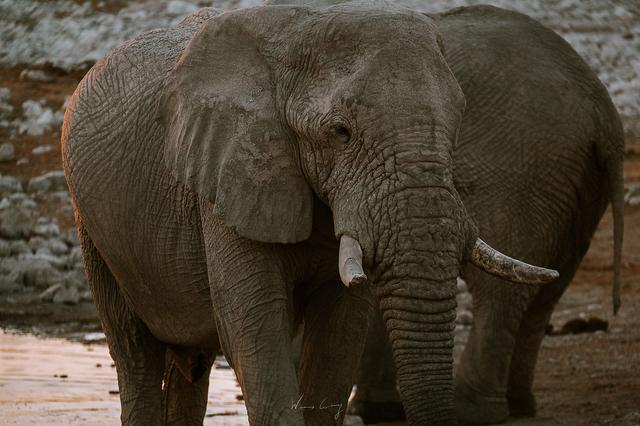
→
(2, 254, 639, 426)
(3, 201, 640, 426)
(0, 331, 249, 425)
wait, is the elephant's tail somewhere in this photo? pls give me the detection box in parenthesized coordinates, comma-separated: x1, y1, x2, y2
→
(597, 92, 625, 315)
(609, 152, 624, 315)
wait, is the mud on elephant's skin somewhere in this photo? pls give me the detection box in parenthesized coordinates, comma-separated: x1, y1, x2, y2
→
(350, 5, 625, 426)
(62, 3, 560, 425)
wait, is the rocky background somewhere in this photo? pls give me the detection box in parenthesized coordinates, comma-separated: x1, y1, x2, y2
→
(0, 168, 88, 300)
(0, 0, 637, 320)
(1, 0, 639, 134)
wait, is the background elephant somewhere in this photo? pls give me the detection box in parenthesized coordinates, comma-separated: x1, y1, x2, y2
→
(349, 4, 625, 425)
(62, 2, 560, 425)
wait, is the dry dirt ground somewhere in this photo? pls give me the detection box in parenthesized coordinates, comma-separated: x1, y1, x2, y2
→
(0, 66, 639, 425)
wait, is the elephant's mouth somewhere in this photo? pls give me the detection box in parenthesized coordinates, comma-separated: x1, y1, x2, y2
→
(337, 234, 559, 288)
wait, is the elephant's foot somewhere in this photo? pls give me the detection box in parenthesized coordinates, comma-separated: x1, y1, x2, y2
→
(348, 399, 405, 424)
(506, 388, 537, 417)
(455, 379, 509, 425)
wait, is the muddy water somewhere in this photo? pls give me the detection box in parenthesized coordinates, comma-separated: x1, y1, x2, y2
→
(0, 331, 248, 425)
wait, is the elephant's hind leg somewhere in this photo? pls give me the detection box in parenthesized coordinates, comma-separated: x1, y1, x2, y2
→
(298, 279, 374, 425)
(162, 347, 214, 425)
(455, 273, 539, 425)
(76, 216, 166, 425)
(348, 305, 404, 424)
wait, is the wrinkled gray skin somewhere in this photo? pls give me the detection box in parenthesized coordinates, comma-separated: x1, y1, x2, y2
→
(346, 5, 625, 426)
(61, 2, 622, 426)
(63, 3, 477, 425)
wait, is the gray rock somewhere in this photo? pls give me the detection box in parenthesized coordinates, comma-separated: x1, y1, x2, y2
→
(0, 88, 13, 124)
(19, 69, 55, 82)
(34, 247, 52, 256)
(214, 356, 231, 369)
(68, 248, 84, 270)
(79, 289, 92, 302)
(19, 100, 63, 136)
(0, 271, 23, 293)
(0, 175, 23, 196)
(64, 229, 79, 246)
(81, 332, 106, 343)
(16, 158, 29, 166)
(64, 269, 86, 289)
(29, 236, 68, 256)
(7, 193, 37, 209)
(32, 221, 60, 238)
(27, 171, 67, 193)
(0, 238, 10, 257)
(625, 182, 640, 206)
(0, 206, 32, 238)
(0, 257, 18, 274)
(47, 190, 71, 202)
(48, 238, 69, 255)
(26, 176, 51, 193)
(53, 285, 79, 305)
(9, 239, 31, 255)
(31, 144, 53, 155)
(39, 283, 62, 302)
(28, 267, 63, 289)
(27, 236, 47, 252)
(27, 252, 67, 269)
(17, 254, 63, 288)
(0, 143, 15, 162)
(44, 171, 67, 190)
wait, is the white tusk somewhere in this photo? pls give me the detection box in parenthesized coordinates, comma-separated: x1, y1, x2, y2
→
(339, 235, 367, 287)
(471, 238, 559, 285)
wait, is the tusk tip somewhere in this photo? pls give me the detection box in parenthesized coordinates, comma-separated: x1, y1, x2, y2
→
(525, 268, 559, 285)
(541, 269, 560, 283)
(348, 273, 367, 287)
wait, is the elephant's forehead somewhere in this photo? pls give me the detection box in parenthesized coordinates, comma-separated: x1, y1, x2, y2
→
(280, 7, 440, 69)
(300, 6, 437, 45)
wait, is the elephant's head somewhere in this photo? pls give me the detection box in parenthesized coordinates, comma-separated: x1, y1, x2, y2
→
(161, 4, 557, 423)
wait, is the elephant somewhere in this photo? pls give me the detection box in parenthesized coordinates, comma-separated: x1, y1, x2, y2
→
(345, 4, 625, 426)
(61, 2, 564, 425)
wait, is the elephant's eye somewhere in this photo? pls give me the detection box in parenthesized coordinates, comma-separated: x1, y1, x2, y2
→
(331, 124, 351, 144)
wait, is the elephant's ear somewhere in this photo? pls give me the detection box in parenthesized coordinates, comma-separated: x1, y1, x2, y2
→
(161, 8, 313, 244)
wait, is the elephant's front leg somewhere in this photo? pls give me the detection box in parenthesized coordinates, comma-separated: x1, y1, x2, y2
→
(297, 279, 374, 425)
(200, 206, 303, 425)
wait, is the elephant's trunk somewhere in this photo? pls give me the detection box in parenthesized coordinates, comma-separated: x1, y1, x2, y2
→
(382, 291, 458, 423)
(375, 198, 462, 424)
(350, 137, 467, 423)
